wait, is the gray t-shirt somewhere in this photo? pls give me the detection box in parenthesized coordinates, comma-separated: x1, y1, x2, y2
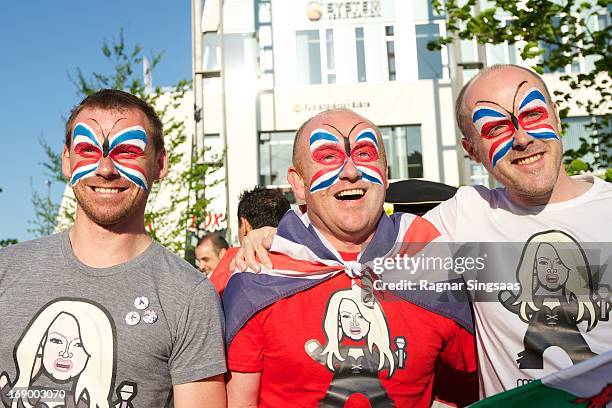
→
(0, 231, 226, 408)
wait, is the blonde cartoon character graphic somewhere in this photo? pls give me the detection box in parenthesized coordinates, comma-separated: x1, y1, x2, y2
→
(0, 299, 117, 408)
(305, 288, 406, 407)
(498, 230, 605, 369)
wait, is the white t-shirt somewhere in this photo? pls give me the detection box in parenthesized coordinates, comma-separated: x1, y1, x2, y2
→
(424, 175, 612, 397)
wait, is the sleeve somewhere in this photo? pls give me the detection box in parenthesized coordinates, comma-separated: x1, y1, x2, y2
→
(227, 309, 267, 372)
(423, 193, 459, 241)
(439, 322, 477, 373)
(168, 280, 227, 385)
(433, 322, 479, 406)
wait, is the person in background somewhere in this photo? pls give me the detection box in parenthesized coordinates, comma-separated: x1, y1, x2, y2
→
(195, 233, 229, 277)
(211, 187, 290, 295)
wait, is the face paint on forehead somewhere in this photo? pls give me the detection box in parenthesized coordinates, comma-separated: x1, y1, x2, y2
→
(70, 121, 149, 190)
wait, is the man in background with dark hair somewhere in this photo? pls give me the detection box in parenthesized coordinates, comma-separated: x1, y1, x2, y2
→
(195, 233, 229, 277)
(210, 187, 290, 295)
(237, 186, 290, 242)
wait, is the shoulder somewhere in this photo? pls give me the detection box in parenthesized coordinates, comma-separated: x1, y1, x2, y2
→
(144, 242, 215, 298)
(0, 232, 63, 263)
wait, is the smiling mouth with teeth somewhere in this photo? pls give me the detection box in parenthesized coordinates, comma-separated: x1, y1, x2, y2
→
(513, 153, 543, 165)
(334, 189, 365, 201)
(91, 186, 127, 194)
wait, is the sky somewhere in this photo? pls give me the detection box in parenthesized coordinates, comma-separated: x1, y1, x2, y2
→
(0, 1, 192, 242)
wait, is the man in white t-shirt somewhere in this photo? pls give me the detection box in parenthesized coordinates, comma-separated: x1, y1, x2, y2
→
(234, 64, 612, 398)
(423, 64, 612, 396)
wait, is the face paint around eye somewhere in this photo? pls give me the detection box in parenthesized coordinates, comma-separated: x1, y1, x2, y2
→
(71, 123, 103, 185)
(309, 128, 341, 152)
(517, 88, 559, 141)
(70, 123, 150, 190)
(472, 108, 517, 168)
(107, 125, 149, 190)
(308, 128, 347, 193)
(308, 126, 385, 192)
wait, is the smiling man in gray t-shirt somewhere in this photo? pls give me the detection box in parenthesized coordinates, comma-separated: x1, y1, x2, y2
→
(0, 90, 226, 408)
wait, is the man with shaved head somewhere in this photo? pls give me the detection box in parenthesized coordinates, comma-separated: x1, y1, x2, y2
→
(425, 64, 612, 397)
(235, 65, 612, 400)
(224, 109, 476, 407)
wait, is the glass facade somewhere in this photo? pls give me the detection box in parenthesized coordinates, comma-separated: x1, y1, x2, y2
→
(415, 24, 443, 80)
(258, 131, 295, 186)
(296, 30, 322, 85)
(355, 27, 367, 82)
(385, 25, 396, 81)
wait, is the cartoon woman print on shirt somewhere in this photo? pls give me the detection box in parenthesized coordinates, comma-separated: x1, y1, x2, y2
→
(498, 230, 601, 369)
(305, 288, 406, 407)
(0, 299, 117, 408)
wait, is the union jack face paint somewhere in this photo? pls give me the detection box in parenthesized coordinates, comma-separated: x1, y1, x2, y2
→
(308, 127, 384, 193)
(70, 122, 149, 190)
(472, 84, 559, 168)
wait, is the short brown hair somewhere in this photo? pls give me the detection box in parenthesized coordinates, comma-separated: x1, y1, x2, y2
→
(65, 89, 164, 154)
(455, 64, 553, 141)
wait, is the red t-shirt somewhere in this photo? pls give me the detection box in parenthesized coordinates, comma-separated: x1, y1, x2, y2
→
(210, 247, 240, 296)
(228, 219, 477, 407)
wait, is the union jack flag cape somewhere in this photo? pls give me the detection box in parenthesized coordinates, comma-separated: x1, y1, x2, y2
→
(223, 210, 473, 345)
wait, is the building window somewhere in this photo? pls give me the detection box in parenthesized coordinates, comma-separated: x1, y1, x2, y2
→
(415, 24, 443, 80)
(385, 26, 396, 81)
(325, 29, 336, 84)
(259, 131, 294, 186)
(296, 30, 322, 85)
(562, 116, 611, 167)
(355, 27, 367, 82)
(380, 125, 423, 179)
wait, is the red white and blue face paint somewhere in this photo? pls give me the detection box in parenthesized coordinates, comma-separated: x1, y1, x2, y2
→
(308, 127, 384, 193)
(70, 122, 149, 190)
(472, 82, 559, 168)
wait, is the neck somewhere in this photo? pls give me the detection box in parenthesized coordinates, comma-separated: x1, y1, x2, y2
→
(69, 207, 151, 268)
(315, 224, 378, 254)
(507, 169, 592, 207)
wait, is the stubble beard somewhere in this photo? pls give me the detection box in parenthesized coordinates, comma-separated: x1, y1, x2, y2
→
(72, 183, 148, 226)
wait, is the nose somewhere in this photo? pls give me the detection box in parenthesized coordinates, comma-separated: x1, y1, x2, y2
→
(96, 156, 120, 179)
(512, 127, 535, 150)
(338, 158, 362, 182)
(59, 342, 73, 358)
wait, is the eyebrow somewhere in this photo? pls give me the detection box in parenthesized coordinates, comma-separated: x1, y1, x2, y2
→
(89, 117, 125, 138)
(475, 80, 530, 115)
(475, 100, 512, 115)
(512, 81, 529, 112)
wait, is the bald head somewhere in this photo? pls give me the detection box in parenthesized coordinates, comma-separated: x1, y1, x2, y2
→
(292, 109, 387, 175)
(456, 64, 553, 141)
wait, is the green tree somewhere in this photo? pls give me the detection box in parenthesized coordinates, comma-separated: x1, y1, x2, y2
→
(432, 0, 611, 180)
(1, 187, 18, 247)
(33, 29, 222, 255)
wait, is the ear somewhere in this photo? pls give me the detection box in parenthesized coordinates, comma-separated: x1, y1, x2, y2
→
(461, 137, 481, 163)
(219, 247, 227, 258)
(155, 148, 169, 180)
(241, 217, 252, 234)
(61, 145, 72, 180)
(551, 102, 562, 132)
(288, 166, 306, 202)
